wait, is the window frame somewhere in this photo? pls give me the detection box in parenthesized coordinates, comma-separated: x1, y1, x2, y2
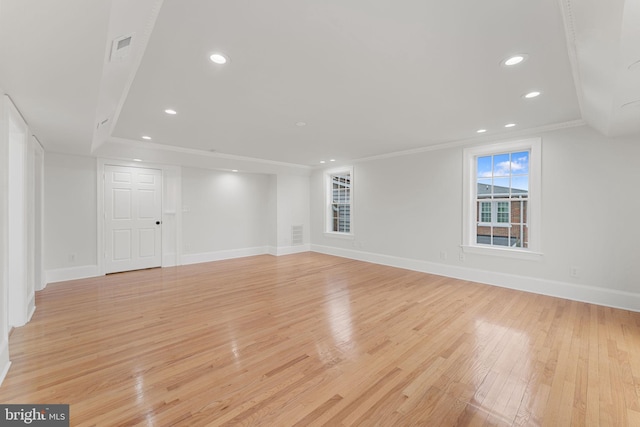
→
(462, 138, 542, 260)
(324, 166, 354, 238)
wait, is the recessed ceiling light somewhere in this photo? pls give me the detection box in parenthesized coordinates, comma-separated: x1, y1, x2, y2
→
(476, 129, 487, 134)
(524, 91, 541, 99)
(504, 123, 516, 128)
(320, 160, 326, 164)
(296, 121, 307, 127)
(210, 53, 228, 64)
(330, 159, 336, 162)
(503, 55, 527, 66)
(165, 109, 177, 115)
(232, 169, 238, 172)
(142, 135, 151, 140)
(133, 158, 142, 162)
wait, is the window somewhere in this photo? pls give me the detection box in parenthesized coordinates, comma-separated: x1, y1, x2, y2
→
(463, 138, 541, 259)
(476, 150, 529, 248)
(325, 167, 353, 235)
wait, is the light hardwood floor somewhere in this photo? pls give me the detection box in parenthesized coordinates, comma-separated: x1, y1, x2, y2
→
(1, 252, 639, 426)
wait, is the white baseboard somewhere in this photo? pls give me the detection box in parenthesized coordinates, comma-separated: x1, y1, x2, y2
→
(45, 265, 100, 285)
(27, 295, 35, 322)
(273, 244, 311, 256)
(311, 244, 640, 312)
(181, 246, 269, 265)
(163, 252, 178, 267)
(0, 338, 11, 387)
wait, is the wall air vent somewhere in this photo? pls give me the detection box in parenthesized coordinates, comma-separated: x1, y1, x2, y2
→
(110, 33, 134, 62)
(291, 225, 303, 246)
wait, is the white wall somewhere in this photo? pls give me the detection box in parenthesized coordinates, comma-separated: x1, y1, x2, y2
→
(6, 98, 29, 327)
(0, 88, 11, 383)
(181, 167, 272, 263)
(0, 93, 46, 384)
(42, 155, 312, 278)
(311, 125, 640, 310)
(161, 165, 182, 267)
(267, 175, 278, 250)
(44, 152, 97, 280)
(275, 174, 311, 255)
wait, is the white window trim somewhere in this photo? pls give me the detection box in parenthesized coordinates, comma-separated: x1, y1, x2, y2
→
(324, 166, 354, 238)
(462, 138, 542, 261)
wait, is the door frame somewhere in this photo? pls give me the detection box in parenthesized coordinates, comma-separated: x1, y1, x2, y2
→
(29, 136, 45, 293)
(97, 158, 183, 276)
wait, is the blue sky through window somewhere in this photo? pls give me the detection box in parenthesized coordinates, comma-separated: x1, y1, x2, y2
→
(477, 151, 529, 192)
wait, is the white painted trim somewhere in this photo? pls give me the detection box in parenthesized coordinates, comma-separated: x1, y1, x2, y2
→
(273, 244, 311, 256)
(107, 137, 312, 171)
(162, 252, 178, 267)
(461, 245, 543, 261)
(97, 158, 182, 275)
(557, 0, 585, 116)
(33, 139, 45, 292)
(323, 232, 355, 240)
(324, 166, 354, 235)
(181, 247, 269, 265)
(351, 120, 585, 165)
(45, 265, 100, 284)
(27, 295, 35, 322)
(6, 95, 29, 328)
(3, 95, 29, 127)
(0, 338, 11, 386)
(462, 137, 542, 256)
(310, 244, 640, 312)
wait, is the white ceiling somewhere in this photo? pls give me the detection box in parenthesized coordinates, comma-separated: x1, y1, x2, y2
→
(1, 0, 638, 168)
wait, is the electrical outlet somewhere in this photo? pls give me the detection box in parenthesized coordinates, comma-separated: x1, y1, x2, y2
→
(570, 266, 580, 278)
(69, 253, 76, 262)
(459, 252, 465, 262)
(439, 251, 447, 261)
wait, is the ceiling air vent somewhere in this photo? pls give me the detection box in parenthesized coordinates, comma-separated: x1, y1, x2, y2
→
(110, 33, 134, 62)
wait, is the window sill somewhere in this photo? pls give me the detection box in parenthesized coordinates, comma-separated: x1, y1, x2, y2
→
(461, 245, 543, 261)
(324, 232, 355, 240)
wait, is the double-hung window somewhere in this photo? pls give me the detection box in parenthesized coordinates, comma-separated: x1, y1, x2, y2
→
(463, 138, 542, 259)
(325, 167, 353, 235)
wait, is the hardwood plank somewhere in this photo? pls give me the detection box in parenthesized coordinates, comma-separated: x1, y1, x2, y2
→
(0, 252, 639, 426)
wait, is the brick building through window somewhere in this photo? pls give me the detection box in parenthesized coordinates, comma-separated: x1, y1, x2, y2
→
(476, 183, 528, 248)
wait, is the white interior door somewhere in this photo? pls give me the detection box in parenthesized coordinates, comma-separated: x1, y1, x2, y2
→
(105, 165, 162, 274)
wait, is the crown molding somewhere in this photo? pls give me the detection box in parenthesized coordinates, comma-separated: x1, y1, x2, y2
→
(352, 119, 586, 164)
(104, 137, 312, 171)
